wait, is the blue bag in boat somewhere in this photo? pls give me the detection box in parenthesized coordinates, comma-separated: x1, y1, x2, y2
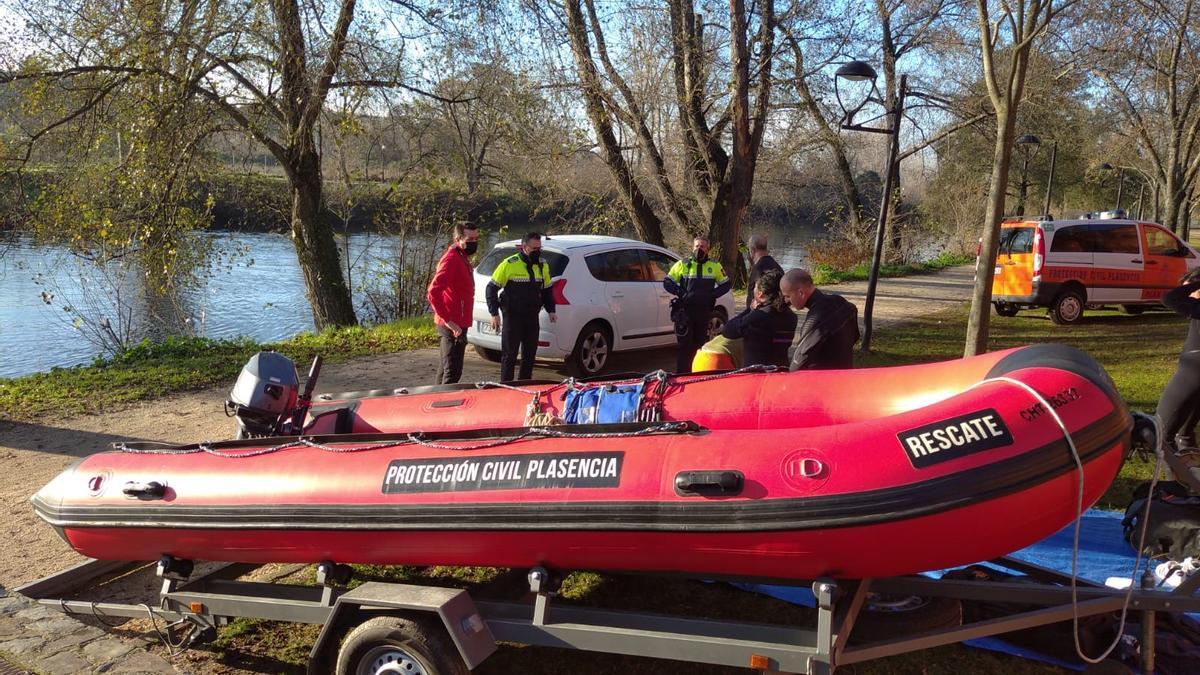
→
(562, 384, 642, 424)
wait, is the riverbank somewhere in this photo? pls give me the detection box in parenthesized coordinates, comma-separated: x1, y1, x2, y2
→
(0, 317, 438, 422)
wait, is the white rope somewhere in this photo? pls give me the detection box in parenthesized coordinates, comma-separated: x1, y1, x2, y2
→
(972, 376, 1161, 665)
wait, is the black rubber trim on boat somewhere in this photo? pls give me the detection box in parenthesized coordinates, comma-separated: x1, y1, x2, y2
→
(986, 343, 1122, 409)
(38, 409, 1131, 533)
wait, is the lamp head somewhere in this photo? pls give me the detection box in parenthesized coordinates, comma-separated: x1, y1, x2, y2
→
(1015, 134, 1041, 147)
(835, 60, 878, 82)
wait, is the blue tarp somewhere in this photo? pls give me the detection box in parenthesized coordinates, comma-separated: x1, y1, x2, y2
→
(734, 509, 1196, 671)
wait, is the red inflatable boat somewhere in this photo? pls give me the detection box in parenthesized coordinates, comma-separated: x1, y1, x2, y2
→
(32, 344, 1131, 580)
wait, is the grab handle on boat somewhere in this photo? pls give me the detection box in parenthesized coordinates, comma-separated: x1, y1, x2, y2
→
(674, 470, 743, 496)
(122, 481, 167, 500)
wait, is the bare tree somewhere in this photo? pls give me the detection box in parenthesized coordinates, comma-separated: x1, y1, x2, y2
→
(559, 0, 775, 277)
(964, 0, 1075, 356)
(1, 0, 458, 329)
(1088, 0, 1200, 234)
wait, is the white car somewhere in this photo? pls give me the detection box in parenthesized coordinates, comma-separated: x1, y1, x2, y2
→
(467, 235, 737, 377)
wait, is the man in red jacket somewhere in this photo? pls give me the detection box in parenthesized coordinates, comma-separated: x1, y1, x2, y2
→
(427, 222, 479, 384)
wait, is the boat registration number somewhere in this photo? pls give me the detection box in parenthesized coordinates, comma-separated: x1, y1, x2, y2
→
(477, 320, 499, 335)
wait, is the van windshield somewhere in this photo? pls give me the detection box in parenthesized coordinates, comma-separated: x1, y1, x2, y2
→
(999, 227, 1034, 255)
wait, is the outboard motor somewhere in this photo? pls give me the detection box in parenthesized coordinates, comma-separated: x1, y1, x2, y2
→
(227, 351, 301, 438)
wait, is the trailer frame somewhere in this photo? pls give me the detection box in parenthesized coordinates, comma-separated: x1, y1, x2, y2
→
(15, 552, 1200, 674)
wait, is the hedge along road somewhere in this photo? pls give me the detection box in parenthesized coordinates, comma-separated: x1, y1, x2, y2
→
(0, 265, 975, 671)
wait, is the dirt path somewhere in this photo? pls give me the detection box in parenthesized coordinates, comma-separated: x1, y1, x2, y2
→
(0, 265, 975, 672)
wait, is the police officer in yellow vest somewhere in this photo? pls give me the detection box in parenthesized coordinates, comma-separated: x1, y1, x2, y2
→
(664, 235, 730, 373)
(486, 232, 557, 381)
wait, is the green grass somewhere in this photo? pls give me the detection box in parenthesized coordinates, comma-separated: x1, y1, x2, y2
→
(813, 251, 974, 285)
(0, 316, 438, 421)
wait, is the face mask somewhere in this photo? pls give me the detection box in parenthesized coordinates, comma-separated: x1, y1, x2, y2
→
(527, 249, 541, 263)
(462, 241, 478, 255)
(693, 249, 707, 262)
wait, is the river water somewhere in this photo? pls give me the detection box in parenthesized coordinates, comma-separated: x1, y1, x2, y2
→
(0, 226, 822, 379)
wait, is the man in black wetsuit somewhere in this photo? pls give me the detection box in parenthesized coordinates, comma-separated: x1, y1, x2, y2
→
(1158, 268, 1200, 493)
(780, 268, 860, 370)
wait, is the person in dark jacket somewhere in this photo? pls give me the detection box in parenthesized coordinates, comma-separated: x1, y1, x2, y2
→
(780, 268, 860, 370)
(1156, 268, 1200, 493)
(426, 221, 479, 384)
(664, 236, 731, 373)
(485, 232, 556, 382)
(722, 270, 797, 368)
(745, 234, 783, 310)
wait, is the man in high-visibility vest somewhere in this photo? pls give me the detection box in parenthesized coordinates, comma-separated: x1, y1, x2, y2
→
(664, 235, 730, 373)
(485, 232, 557, 381)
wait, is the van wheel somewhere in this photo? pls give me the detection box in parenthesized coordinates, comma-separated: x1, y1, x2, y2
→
(473, 345, 502, 362)
(1121, 305, 1148, 315)
(335, 615, 469, 675)
(993, 301, 1019, 317)
(1049, 289, 1085, 325)
(567, 321, 612, 377)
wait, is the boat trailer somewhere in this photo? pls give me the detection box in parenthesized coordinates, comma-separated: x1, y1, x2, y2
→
(15, 552, 1200, 674)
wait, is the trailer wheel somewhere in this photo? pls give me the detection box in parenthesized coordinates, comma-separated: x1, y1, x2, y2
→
(336, 615, 469, 675)
(847, 592, 962, 644)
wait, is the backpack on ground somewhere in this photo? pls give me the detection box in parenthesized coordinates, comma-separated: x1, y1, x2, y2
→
(1122, 480, 1200, 560)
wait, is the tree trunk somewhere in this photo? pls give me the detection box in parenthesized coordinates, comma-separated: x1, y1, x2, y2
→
(965, 108, 1016, 357)
(563, 0, 666, 246)
(289, 145, 357, 329)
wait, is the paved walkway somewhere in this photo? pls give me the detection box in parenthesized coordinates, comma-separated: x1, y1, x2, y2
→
(0, 265, 978, 674)
(0, 588, 178, 674)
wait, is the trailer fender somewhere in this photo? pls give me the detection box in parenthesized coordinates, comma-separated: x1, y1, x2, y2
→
(307, 581, 496, 675)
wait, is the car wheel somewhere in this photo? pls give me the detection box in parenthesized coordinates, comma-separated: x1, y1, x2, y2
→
(473, 345, 502, 362)
(707, 309, 727, 340)
(993, 301, 1019, 317)
(1120, 304, 1148, 315)
(567, 321, 612, 377)
(1049, 289, 1085, 325)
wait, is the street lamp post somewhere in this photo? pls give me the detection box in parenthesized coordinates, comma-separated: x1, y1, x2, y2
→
(833, 61, 906, 354)
(1099, 163, 1127, 213)
(1042, 140, 1058, 218)
(1014, 134, 1041, 217)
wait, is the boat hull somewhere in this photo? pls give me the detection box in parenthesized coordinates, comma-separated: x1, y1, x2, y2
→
(32, 344, 1131, 579)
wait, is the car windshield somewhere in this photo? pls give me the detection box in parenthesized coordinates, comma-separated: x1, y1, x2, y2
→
(476, 245, 569, 277)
